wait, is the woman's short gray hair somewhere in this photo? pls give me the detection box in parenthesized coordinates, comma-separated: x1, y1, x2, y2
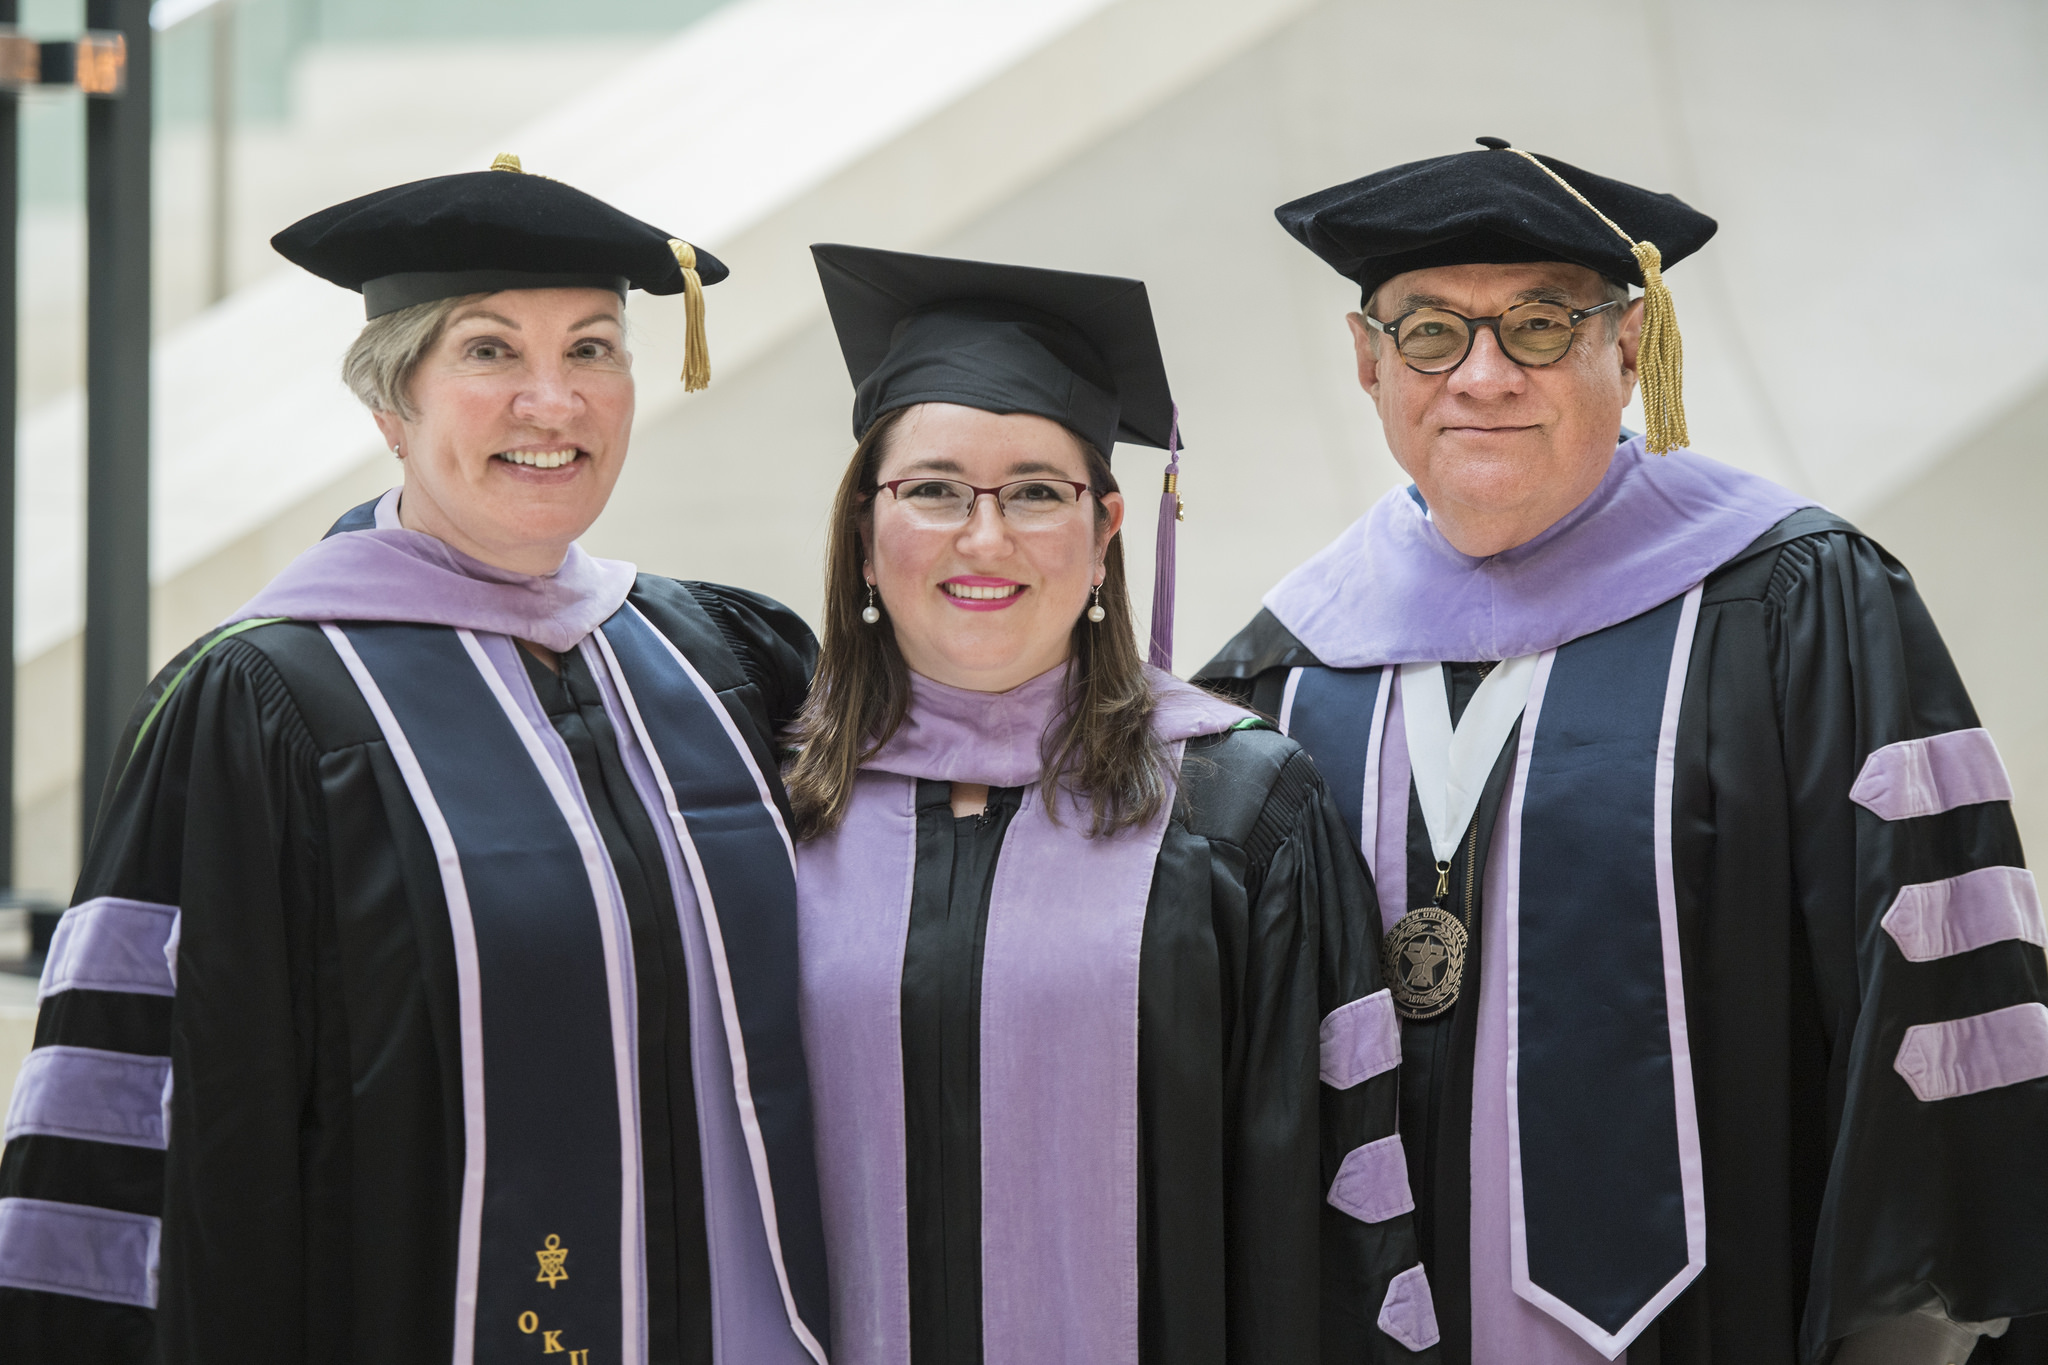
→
(340, 292, 484, 418)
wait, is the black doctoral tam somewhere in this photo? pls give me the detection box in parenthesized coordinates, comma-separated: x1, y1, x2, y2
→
(1277, 137, 1717, 303)
(273, 154, 728, 318)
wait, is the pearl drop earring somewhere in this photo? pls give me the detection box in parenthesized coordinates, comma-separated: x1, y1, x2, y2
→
(862, 584, 882, 625)
(1086, 586, 1105, 623)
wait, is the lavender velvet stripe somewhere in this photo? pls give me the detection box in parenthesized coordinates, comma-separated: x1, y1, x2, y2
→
(1882, 866, 2044, 962)
(793, 771, 919, 1365)
(1379, 1265, 1442, 1351)
(1278, 667, 1304, 734)
(1264, 438, 1811, 666)
(979, 772, 1177, 1365)
(1894, 1003, 2048, 1101)
(584, 638, 817, 1365)
(1328, 1135, 1416, 1224)
(5, 1047, 170, 1149)
(1375, 672, 1411, 936)
(40, 897, 178, 1001)
(1852, 729, 2013, 821)
(1320, 991, 1401, 1090)
(0, 1197, 160, 1308)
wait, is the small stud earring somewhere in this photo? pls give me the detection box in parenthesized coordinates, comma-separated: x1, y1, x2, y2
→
(1086, 586, 1105, 623)
(861, 584, 882, 625)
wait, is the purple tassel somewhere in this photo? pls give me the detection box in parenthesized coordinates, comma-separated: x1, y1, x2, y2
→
(1147, 406, 1182, 672)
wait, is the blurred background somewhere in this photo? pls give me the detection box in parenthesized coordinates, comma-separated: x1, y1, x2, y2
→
(0, 0, 2044, 1093)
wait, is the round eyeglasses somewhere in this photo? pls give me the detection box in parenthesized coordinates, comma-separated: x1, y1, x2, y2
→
(876, 477, 1095, 529)
(1364, 299, 1624, 374)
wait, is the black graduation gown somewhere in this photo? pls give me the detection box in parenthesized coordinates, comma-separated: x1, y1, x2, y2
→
(1196, 512, 2048, 1364)
(0, 577, 816, 1365)
(892, 725, 1431, 1365)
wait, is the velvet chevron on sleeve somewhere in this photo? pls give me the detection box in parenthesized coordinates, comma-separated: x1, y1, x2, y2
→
(1763, 533, 2046, 1355)
(0, 625, 371, 1364)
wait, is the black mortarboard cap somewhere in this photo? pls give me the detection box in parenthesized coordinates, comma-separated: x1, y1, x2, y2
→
(1276, 137, 1716, 305)
(812, 243, 1177, 457)
(274, 154, 726, 388)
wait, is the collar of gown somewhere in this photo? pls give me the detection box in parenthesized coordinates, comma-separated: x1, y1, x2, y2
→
(225, 487, 638, 653)
(863, 662, 1249, 789)
(1263, 436, 1815, 666)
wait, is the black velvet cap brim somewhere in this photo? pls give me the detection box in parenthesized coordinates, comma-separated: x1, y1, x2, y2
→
(272, 169, 726, 314)
(812, 243, 1177, 455)
(1277, 142, 1716, 305)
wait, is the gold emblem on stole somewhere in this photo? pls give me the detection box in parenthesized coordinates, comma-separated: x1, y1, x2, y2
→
(535, 1234, 569, 1288)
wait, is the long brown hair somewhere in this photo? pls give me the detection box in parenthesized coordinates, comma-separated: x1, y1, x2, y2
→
(785, 406, 1169, 840)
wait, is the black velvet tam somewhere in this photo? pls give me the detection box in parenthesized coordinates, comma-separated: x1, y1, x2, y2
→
(273, 166, 728, 318)
(812, 243, 1177, 456)
(1277, 137, 1717, 306)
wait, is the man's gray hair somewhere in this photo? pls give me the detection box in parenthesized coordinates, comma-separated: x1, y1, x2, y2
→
(340, 292, 484, 418)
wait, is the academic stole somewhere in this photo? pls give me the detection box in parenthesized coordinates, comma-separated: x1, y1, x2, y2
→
(325, 608, 826, 1365)
(1280, 587, 1709, 1356)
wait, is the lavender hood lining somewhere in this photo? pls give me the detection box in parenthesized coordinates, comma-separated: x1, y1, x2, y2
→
(1264, 438, 1813, 666)
(861, 663, 1248, 787)
(225, 489, 636, 652)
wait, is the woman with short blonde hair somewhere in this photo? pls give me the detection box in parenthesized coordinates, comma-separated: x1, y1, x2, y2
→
(0, 160, 831, 1365)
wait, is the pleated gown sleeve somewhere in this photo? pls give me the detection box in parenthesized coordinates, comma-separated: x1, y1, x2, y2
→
(1156, 729, 1431, 1363)
(1766, 532, 2048, 1356)
(0, 624, 343, 1364)
(669, 579, 820, 739)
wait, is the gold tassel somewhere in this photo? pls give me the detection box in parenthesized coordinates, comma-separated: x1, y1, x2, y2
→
(1630, 240, 1687, 454)
(1497, 145, 1689, 453)
(668, 238, 711, 392)
(490, 152, 522, 173)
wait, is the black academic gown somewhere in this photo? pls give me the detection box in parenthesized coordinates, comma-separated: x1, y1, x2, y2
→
(893, 725, 1429, 1365)
(1198, 511, 2048, 1364)
(0, 577, 815, 1365)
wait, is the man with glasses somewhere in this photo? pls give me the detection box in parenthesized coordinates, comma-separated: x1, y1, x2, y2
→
(1200, 140, 2046, 1364)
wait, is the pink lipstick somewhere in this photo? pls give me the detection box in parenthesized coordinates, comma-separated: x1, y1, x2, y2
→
(940, 576, 1026, 611)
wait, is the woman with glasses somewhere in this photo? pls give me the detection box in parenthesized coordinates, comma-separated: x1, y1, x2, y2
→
(786, 245, 1436, 1364)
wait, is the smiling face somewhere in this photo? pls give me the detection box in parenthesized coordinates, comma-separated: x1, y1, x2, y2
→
(374, 286, 635, 574)
(1349, 261, 1643, 558)
(865, 402, 1125, 692)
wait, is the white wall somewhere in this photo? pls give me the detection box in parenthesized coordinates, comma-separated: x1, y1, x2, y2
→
(589, 0, 2048, 677)
(1863, 372, 2048, 859)
(13, 0, 2048, 882)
